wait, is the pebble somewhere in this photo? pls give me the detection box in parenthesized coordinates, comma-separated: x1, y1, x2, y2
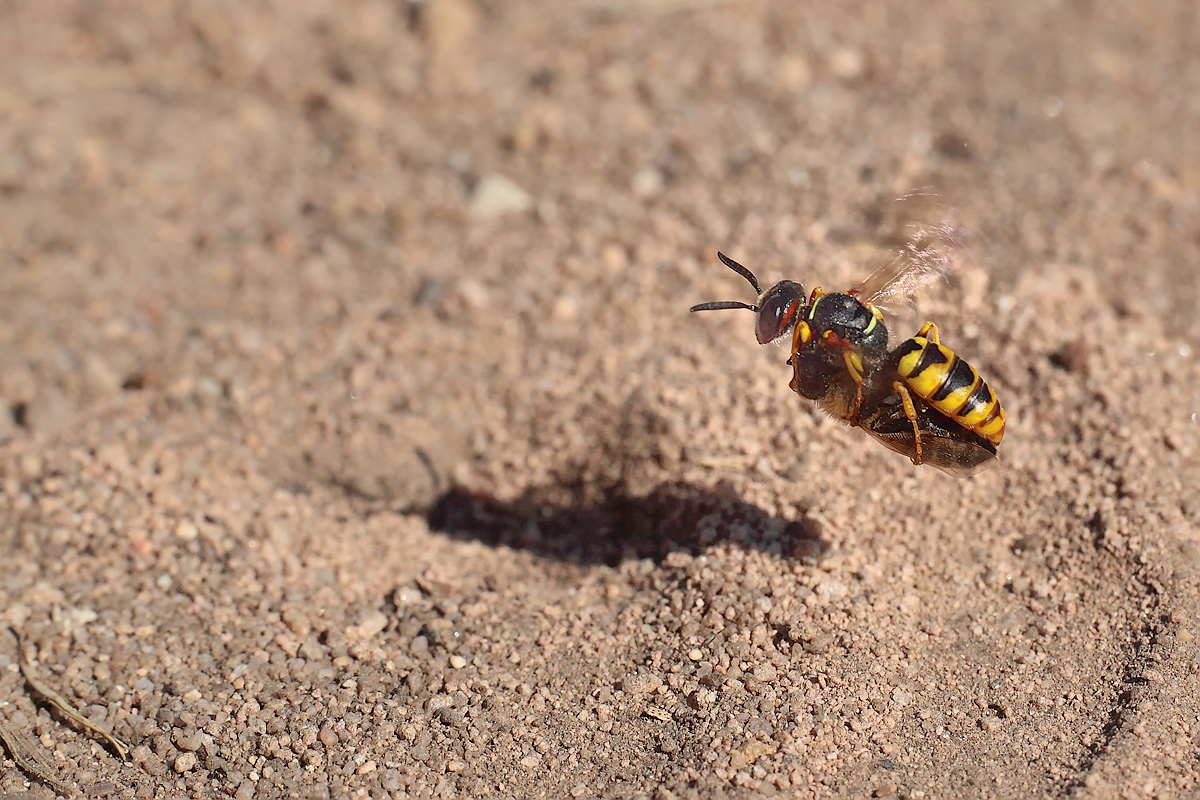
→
(817, 579, 848, 600)
(319, 725, 339, 748)
(621, 672, 663, 695)
(469, 174, 532, 220)
(175, 520, 199, 541)
(282, 607, 311, 637)
(631, 167, 663, 197)
(355, 610, 388, 640)
(173, 752, 198, 773)
(235, 780, 256, 800)
(436, 706, 467, 727)
(423, 0, 479, 54)
(449, 655, 467, 669)
(753, 663, 778, 682)
(828, 46, 866, 81)
(174, 729, 204, 752)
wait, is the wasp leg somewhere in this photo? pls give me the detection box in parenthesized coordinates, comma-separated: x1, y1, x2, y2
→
(892, 381, 923, 465)
(915, 321, 940, 344)
(843, 350, 866, 425)
(808, 286, 826, 305)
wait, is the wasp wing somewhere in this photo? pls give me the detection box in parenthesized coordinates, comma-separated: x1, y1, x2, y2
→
(850, 205, 968, 312)
(857, 394, 998, 478)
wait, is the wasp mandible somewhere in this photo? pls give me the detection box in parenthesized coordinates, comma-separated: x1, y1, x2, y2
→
(691, 223, 1005, 477)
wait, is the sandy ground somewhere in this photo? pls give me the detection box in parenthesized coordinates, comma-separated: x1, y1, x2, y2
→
(1, 1, 1199, 798)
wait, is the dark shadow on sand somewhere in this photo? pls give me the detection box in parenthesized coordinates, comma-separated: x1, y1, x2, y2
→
(424, 481, 828, 567)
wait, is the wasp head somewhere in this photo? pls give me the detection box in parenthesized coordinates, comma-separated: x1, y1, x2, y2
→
(690, 252, 806, 345)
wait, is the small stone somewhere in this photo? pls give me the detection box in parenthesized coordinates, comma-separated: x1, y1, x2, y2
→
(84, 354, 121, 393)
(631, 167, 663, 197)
(356, 760, 376, 775)
(449, 655, 467, 669)
(621, 672, 663, 695)
(423, 0, 480, 55)
(776, 55, 812, 91)
(355, 610, 388, 640)
(816, 580, 848, 600)
(319, 725, 339, 748)
(173, 729, 204, 752)
(173, 752, 198, 773)
(282, 607, 311, 637)
(436, 706, 466, 727)
(753, 663, 777, 682)
(874, 783, 898, 797)
(455, 278, 489, 311)
(142, 753, 169, 777)
(235, 779, 256, 800)
(174, 520, 199, 541)
(688, 649, 703, 661)
(19, 453, 43, 479)
(828, 47, 866, 81)
(469, 174, 532, 220)
(551, 295, 578, 321)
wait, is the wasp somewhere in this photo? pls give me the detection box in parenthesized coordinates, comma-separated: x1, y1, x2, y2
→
(691, 231, 1005, 477)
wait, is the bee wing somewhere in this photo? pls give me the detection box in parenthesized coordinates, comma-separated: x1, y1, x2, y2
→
(859, 396, 998, 478)
(850, 205, 968, 312)
(863, 427, 997, 478)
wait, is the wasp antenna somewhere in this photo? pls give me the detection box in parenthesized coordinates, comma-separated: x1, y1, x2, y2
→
(716, 252, 761, 294)
(690, 301, 758, 313)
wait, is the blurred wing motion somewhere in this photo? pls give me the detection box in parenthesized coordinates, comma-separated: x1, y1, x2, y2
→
(849, 201, 969, 312)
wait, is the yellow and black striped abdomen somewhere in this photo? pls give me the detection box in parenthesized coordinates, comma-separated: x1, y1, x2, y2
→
(895, 337, 1006, 445)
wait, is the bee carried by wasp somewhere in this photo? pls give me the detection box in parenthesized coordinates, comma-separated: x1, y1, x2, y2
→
(690, 212, 1005, 477)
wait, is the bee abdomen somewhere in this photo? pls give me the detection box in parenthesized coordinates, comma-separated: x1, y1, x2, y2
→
(895, 337, 1006, 445)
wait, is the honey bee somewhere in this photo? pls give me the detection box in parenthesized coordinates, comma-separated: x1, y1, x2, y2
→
(691, 224, 1005, 477)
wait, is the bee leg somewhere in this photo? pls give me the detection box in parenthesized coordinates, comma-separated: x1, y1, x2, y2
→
(843, 350, 866, 425)
(808, 286, 826, 305)
(915, 321, 940, 344)
(892, 381, 923, 465)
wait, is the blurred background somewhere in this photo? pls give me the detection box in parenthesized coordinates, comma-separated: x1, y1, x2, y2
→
(1, 0, 1196, 508)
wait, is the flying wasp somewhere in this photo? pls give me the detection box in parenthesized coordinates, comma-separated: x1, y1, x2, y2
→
(690, 225, 1005, 477)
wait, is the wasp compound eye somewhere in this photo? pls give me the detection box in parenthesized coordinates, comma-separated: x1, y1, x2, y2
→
(755, 281, 805, 344)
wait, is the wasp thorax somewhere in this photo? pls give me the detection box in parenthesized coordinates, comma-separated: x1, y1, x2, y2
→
(755, 281, 806, 344)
